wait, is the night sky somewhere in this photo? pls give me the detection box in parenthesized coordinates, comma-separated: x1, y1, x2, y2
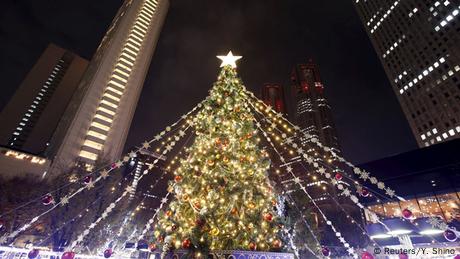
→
(0, 0, 417, 163)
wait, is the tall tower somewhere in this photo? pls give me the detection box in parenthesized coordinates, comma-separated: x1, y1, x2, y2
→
(354, 0, 460, 147)
(0, 44, 89, 155)
(288, 61, 341, 153)
(261, 84, 286, 114)
(47, 0, 169, 175)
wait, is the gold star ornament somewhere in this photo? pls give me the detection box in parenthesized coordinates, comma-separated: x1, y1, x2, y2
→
(217, 51, 242, 68)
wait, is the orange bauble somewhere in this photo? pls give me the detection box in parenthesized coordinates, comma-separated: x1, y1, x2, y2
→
(166, 210, 173, 217)
(272, 239, 282, 249)
(263, 213, 273, 222)
(174, 175, 182, 182)
(249, 242, 257, 251)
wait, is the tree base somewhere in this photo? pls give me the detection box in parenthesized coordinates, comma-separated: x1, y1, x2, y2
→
(147, 250, 295, 259)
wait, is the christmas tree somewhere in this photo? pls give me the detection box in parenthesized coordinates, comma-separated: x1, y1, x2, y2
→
(154, 52, 282, 255)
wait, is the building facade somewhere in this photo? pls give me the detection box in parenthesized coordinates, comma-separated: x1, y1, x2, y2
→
(47, 0, 169, 176)
(287, 61, 341, 153)
(354, 0, 460, 147)
(0, 44, 89, 155)
(261, 84, 286, 114)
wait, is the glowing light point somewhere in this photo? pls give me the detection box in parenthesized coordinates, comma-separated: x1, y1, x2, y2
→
(217, 51, 242, 68)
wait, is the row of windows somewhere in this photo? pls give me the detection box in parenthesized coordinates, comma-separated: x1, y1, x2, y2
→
(9, 59, 68, 148)
(79, 0, 159, 162)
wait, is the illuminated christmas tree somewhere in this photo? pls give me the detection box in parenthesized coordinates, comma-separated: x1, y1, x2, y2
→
(153, 52, 283, 255)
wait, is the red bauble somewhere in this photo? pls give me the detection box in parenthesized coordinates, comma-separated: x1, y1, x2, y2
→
(103, 248, 113, 258)
(28, 249, 40, 259)
(321, 247, 331, 257)
(361, 251, 374, 259)
(182, 239, 191, 249)
(149, 243, 157, 252)
(263, 213, 273, 222)
(360, 188, 370, 197)
(249, 242, 257, 251)
(399, 253, 409, 259)
(83, 175, 92, 185)
(42, 194, 54, 205)
(402, 208, 412, 219)
(195, 218, 206, 227)
(0, 219, 5, 229)
(272, 239, 282, 249)
(111, 163, 117, 169)
(62, 251, 76, 259)
(171, 224, 177, 231)
(444, 229, 457, 242)
(335, 173, 343, 181)
(174, 175, 182, 182)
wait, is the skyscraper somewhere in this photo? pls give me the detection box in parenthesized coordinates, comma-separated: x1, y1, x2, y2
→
(261, 84, 286, 114)
(287, 61, 341, 153)
(354, 0, 460, 147)
(47, 0, 169, 175)
(0, 44, 89, 155)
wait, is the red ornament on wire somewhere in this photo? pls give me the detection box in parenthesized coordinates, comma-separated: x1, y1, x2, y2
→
(249, 242, 257, 251)
(28, 249, 40, 259)
(360, 188, 370, 197)
(41, 194, 54, 205)
(402, 208, 413, 219)
(361, 251, 374, 259)
(444, 229, 457, 242)
(399, 253, 409, 259)
(61, 251, 76, 259)
(83, 175, 92, 185)
(321, 247, 331, 257)
(335, 173, 343, 181)
(103, 248, 113, 258)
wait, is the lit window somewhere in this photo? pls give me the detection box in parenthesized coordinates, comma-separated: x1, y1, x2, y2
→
(83, 139, 104, 150)
(87, 130, 107, 140)
(91, 121, 111, 132)
(97, 107, 116, 116)
(101, 99, 118, 109)
(94, 114, 113, 123)
(79, 150, 98, 161)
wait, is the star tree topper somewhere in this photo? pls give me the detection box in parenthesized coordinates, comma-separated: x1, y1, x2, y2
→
(217, 51, 242, 68)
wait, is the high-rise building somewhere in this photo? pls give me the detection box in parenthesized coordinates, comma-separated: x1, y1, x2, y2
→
(261, 84, 286, 114)
(354, 0, 460, 147)
(0, 44, 89, 155)
(287, 61, 341, 153)
(47, 0, 169, 175)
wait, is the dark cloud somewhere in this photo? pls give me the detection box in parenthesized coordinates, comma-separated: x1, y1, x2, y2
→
(0, 0, 417, 163)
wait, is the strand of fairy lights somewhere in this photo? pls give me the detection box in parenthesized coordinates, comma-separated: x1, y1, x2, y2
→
(243, 90, 403, 201)
(255, 122, 357, 258)
(265, 178, 308, 258)
(269, 179, 321, 258)
(0, 101, 202, 221)
(243, 90, 455, 248)
(123, 151, 189, 243)
(251, 107, 450, 247)
(137, 192, 172, 241)
(69, 125, 194, 250)
(250, 108, 395, 240)
(266, 116, 449, 248)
